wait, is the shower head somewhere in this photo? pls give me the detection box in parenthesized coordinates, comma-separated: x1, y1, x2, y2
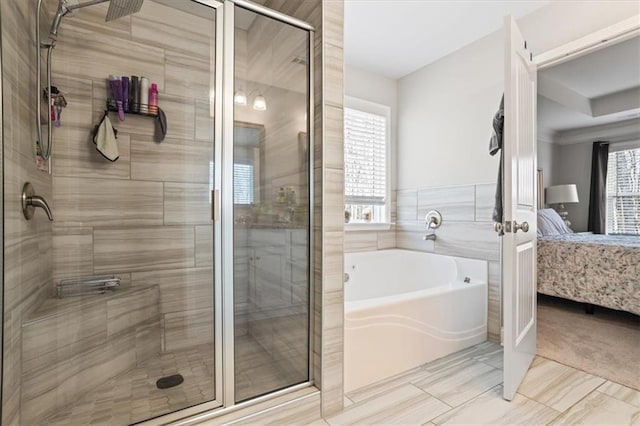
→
(48, 0, 145, 42)
(105, 0, 145, 21)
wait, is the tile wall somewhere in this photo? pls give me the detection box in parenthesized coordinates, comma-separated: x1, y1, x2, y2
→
(49, 0, 217, 355)
(396, 183, 501, 342)
(1, 1, 55, 424)
(344, 192, 397, 252)
(2, 0, 347, 422)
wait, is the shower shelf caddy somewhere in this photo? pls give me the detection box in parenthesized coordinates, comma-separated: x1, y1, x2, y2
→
(106, 99, 159, 118)
(56, 275, 121, 298)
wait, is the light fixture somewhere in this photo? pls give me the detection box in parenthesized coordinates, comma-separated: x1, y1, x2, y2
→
(546, 184, 579, 226)
(253, 94, 267, 111)
(234, 90, 247, 106)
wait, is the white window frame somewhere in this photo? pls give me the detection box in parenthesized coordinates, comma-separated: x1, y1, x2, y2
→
(344, 96, 392, 231)
(606, 140, 640, 235)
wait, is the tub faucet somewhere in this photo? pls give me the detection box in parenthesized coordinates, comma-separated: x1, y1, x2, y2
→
(423, 233, 437, 241)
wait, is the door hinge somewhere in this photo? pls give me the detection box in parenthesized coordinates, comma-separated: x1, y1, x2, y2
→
(211, 189, 220, 221)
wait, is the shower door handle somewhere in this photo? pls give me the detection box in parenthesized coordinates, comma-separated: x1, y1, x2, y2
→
(211, 189, 220, 221)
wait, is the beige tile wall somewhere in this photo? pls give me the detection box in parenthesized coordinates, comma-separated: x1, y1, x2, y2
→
(1, 0, 55, 424)
(1, 0, 344, 423)
(47, 1, 217, 357)
(396, 183, 501, 342)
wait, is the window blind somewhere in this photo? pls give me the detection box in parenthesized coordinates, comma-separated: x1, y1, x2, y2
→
(234, 163, 254, 205)
(344, 107, 387, 205)
(606, 148, 640, 235)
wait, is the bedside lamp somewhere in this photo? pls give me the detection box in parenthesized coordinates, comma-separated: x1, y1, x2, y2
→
(546, 184, 579, 227)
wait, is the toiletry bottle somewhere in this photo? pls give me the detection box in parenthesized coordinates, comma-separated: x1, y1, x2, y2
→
(122, 76, 130, 112)
(140, 77, 149, 114)
(149, 83, 158, 116)
(130, 76, 139, 113)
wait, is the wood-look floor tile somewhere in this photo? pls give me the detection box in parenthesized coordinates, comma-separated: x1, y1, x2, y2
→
(597, 381, 640, 408)
(518, 357, 606, 412)
(423, 341, 501, 373)
(474, 347, 503, 370)
(550, 391, 640, 425)
(432, 385, 560, 425)
(414, 359, 503, 407)
(345, 366, 432, 403)
(327, 384, 450, 426)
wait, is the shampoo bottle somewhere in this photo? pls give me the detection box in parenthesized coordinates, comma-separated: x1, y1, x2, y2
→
(149, 83, 158, 116)
(140, 77, 149, 114)
(131, 76, 139, 113)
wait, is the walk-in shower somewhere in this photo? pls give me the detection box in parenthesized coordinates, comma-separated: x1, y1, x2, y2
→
(2, 0, 314, 424)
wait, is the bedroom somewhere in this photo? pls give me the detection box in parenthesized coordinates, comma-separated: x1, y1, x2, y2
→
(535, 35, 640, 390)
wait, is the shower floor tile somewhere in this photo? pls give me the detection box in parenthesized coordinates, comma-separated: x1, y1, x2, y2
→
(45, 344, 216, 425)
(43, 334, 300, 425)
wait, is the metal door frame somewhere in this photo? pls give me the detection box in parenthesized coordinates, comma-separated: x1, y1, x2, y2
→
(141, 0, 315, 423)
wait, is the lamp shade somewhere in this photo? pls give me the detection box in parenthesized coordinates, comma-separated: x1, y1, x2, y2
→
(546, 184, 579, 204)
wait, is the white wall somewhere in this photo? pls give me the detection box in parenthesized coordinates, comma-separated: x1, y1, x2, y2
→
(552, 142, 593, 232)
(345, 65, 398, 189)
(397, 1, 640, 190)
(537, 139, 560, 191)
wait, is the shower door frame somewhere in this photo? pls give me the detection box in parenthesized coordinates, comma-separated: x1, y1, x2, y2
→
(141, 0, 315, 423)
(220, 0, 316, 408)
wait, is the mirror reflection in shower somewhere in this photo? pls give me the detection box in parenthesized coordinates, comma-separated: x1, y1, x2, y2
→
(233, 5, 312, 403)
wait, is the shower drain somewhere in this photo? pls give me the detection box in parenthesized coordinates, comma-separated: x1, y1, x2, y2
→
(156, 374, 184, 389)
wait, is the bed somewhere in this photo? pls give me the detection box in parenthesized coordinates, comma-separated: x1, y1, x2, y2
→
(537, 232, 640, 315)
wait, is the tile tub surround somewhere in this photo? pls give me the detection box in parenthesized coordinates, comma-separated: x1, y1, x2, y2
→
(396, 183, 501, 342)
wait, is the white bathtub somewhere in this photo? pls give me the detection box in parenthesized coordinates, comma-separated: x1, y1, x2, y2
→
(344, 249, 488, 392)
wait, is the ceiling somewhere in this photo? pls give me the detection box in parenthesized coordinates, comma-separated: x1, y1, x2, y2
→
(344, 0, 549, 79)
(538, 36, 640, 142)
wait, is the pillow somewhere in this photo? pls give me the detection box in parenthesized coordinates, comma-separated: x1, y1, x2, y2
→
(537, 208, 573, 237)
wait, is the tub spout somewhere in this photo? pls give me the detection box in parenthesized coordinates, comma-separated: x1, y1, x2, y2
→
(423, 233, 437, 241)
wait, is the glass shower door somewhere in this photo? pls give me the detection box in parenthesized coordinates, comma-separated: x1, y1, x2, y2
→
(230, 4, 312, 403)
(1, 1, 222, 424)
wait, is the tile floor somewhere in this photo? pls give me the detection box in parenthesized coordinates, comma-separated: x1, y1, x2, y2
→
(44, 344, 216, 425)
(44, 334, 299, 425)
(317, 342, 640, 425)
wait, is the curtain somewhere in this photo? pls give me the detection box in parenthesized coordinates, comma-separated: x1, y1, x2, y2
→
(587, 141, 609, 234)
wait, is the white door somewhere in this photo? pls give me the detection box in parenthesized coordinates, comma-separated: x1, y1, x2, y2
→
(502, 15, 538, 401)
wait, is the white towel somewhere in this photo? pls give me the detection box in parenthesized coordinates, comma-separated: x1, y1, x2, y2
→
(93, 112, 119, 161)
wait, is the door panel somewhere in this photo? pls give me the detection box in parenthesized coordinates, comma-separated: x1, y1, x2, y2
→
(231, 4, 311, 404)
(503, 15, 538, 401)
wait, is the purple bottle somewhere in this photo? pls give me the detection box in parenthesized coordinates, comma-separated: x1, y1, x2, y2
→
(122, 76, 130, 113)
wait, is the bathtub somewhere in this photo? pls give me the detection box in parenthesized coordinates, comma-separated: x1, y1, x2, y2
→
(344, 249, 488, 392)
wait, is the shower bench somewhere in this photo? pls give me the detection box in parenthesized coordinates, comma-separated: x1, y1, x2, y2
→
(20, 284, 161, 425)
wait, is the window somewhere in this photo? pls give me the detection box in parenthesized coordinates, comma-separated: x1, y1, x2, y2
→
(234, 163, 254, 204)
(606, 146, 640, 235)
(344, 98, 390, 226)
